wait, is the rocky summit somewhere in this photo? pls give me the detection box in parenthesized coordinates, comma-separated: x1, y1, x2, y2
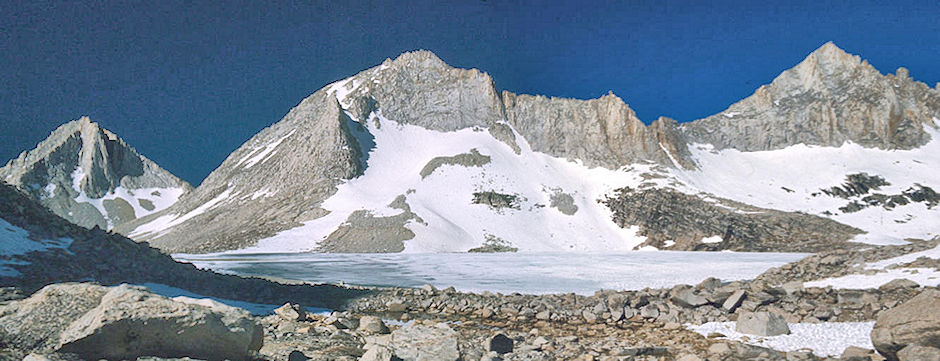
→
(0, 117, 191, 230)
(106, 42, 939, 255)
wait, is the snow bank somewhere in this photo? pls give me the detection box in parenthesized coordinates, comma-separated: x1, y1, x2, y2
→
(804, 268, 940, 289)
(688, 321, 875, 357)
(70, 165, 187, 229)
(805, 241, 940, 289)
(673, 121, 940, 243)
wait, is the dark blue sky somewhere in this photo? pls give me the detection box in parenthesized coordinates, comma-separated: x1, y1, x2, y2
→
(2, 1, 938, 185)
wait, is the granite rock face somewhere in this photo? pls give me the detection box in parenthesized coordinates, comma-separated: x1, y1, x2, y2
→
(502, 93, 692, 169)
(682, 42, 940, 152)
(602, 187, 862, 252)
(0, 283, 263, 361)
(0, 117, 191, 230)
(117, 92, 366, 253)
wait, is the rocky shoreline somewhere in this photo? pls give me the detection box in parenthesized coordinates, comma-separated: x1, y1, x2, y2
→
(4, 278, 935, 361)
(3, 236, 939, 361)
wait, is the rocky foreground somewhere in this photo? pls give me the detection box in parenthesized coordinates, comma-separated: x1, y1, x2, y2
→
(3, 237, 940, 361)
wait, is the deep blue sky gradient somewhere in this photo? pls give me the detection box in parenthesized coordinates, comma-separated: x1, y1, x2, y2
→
(2, 0, 938, 185)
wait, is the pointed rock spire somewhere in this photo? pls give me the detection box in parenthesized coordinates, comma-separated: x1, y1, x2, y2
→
(0, 117, 191, 230)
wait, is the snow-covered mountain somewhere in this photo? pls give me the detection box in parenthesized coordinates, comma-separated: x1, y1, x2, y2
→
(120, 43, 940, 254)
(0, 117, 191, 230)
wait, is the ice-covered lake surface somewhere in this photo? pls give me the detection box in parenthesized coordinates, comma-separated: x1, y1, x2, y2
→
(176, 251, 808, 295)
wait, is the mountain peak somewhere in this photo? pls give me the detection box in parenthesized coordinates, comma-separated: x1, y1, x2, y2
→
(0, 117, 191, 230)
(390, 50, 450, 70)
(791, 42, 864, 81)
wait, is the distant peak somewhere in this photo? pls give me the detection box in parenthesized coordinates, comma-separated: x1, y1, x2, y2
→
(801, 41, 862, 69)
(814, 41, 845, 55)
(67, 116, 99, 131)
(390, 50, 450, 70)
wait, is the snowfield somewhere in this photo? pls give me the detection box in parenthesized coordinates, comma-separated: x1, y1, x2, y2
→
(688, 321, 875, 357)
(70, 166, 187, 230)
(804, 242, 940, 289)
(671, 119, 940, 244)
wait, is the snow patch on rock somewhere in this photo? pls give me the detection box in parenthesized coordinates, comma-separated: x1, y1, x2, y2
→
(0, 217, 73, 276)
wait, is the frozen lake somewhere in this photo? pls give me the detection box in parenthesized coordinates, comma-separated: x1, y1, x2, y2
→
(176, 251, 807, 295)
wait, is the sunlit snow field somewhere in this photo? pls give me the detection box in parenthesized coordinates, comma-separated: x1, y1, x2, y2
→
(176, 251, 807, 295)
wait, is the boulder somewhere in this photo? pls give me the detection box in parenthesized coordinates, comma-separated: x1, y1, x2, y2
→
(639, 305, 660, 319)
(735, 312, 790, 336)
(671, 287, 709, 308)
(782, 281, 803, 295)
(872, 289, 940, 361)
(723, 290, 746, 312)
(387, 302, 408, 313)
(486, 333, 513, 354)
(274, 302, 306, 321)
(360, 345, 394, 361)
(389, 322, 459, 361)
(0, 283, 262, 361)
(358, 315, 390, 334)
(536, 310, 551, 320)
(878, 279, 920, 292)
(840, 346, 876, 360)
(288, 350, 310, 361)
(708, 343, 732, 356)
(897, 345, 940, 361)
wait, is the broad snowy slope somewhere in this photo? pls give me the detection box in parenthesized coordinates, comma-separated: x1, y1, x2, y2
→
(122, 43, 939, 254)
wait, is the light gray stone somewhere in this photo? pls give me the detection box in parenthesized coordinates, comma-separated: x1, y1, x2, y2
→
(389, 322, 459, 361)
(0, 283, 262, 361)
(897, 345, 940, 361)
(735, 312, 790, 336)
(723, 290, 746, 312)
(360, 345, 394, 361)
(872, 289, 940, 361)
(358, 316, 390, 335)
(274, 303, 306, 321)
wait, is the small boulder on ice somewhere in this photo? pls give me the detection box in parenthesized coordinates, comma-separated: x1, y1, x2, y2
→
(735, 311, 790, 336)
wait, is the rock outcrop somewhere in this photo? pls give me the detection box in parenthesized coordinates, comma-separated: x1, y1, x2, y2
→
(602, 187, 862, 252)
(502, 93, 692, 169)
(871, 288, 940, 360)
(682, 42, 940, 152)
(0, 283, 263, 360)
(0, 117, 191, 230)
